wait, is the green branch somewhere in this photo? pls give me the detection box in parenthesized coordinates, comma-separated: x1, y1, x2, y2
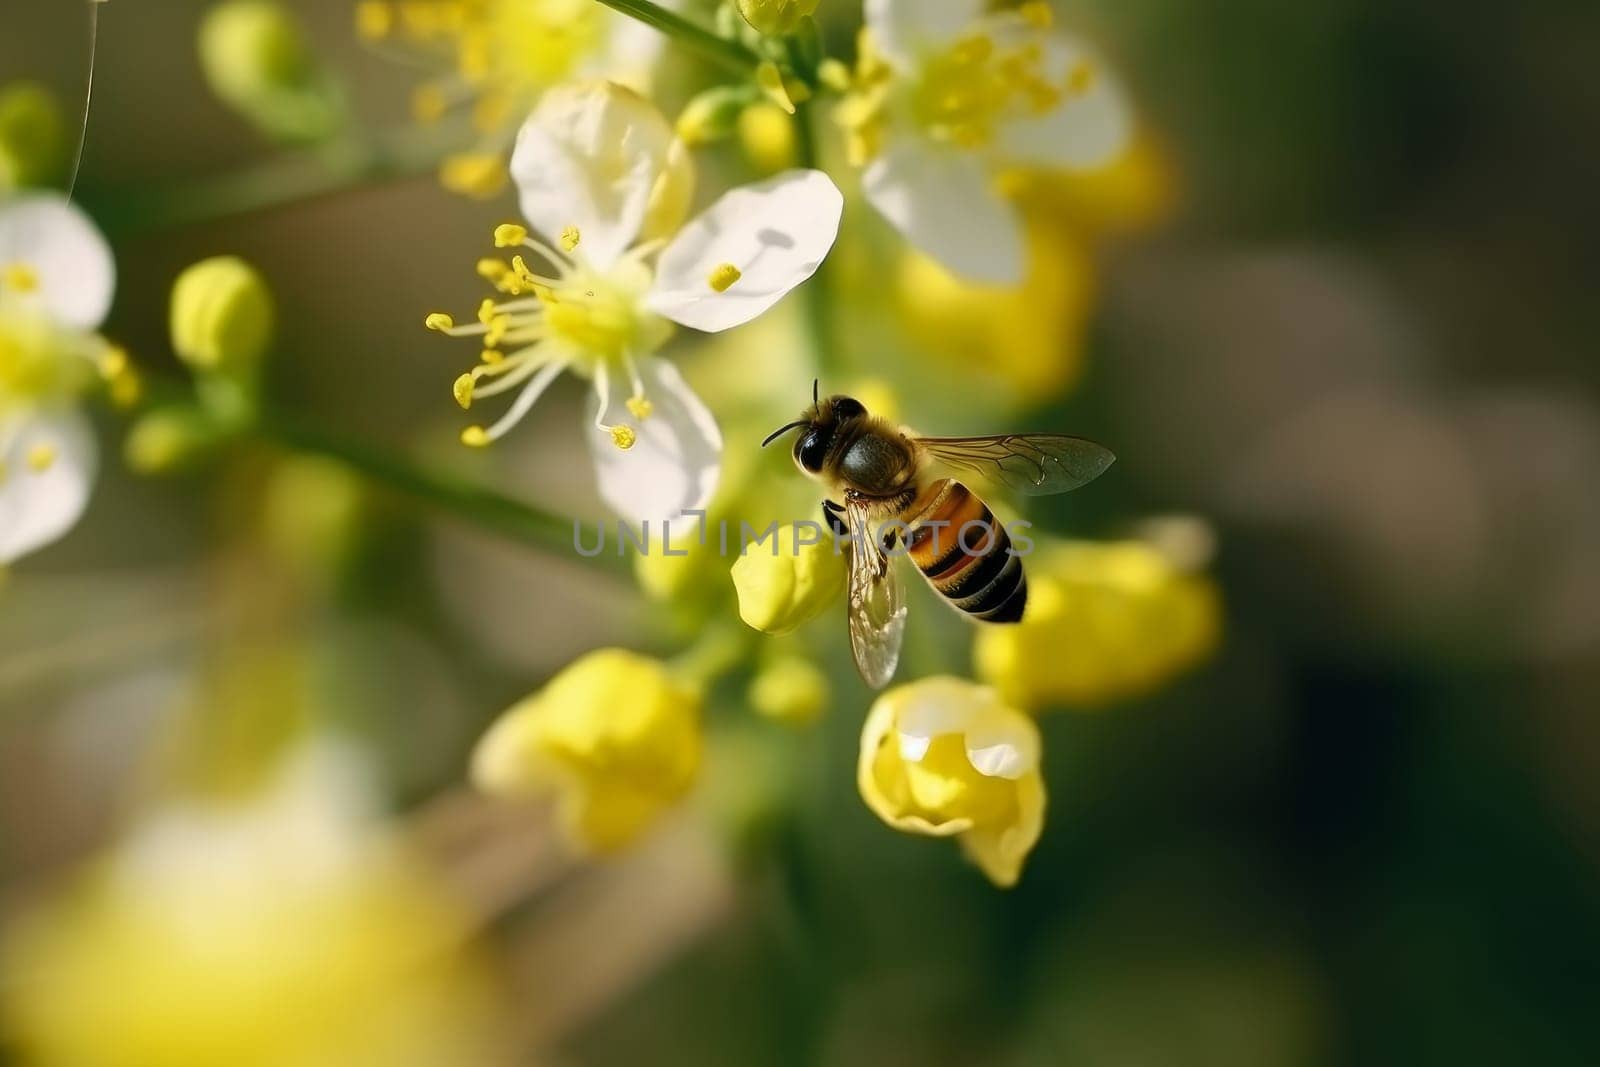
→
(257, 411, 625, 574)
(593, 0, 760, 75)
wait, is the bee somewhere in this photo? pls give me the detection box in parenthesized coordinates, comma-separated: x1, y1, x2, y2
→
(763, 383, 1115, 688)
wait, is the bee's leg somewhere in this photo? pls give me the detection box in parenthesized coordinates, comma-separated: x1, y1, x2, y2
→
(821, 499, 849, 539)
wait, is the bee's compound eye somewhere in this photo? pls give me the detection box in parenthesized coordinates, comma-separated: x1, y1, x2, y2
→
(797, 430, 829, 472)
(832, 397, 865, 419)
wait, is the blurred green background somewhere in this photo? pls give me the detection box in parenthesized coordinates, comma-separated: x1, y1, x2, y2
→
(4, 1, 1600, 1064)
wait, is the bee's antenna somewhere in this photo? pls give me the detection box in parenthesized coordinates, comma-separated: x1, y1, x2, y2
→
(762, 421, 808, 448)
(813, 378, 820, 405)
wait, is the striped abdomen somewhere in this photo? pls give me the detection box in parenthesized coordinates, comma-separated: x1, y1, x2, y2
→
(903, 480, 1026, 623)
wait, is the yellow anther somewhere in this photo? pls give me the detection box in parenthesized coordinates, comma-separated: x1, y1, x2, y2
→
(480, 348, 504, 364)
(477, 298, 498, 324)
(461, 425, 490, 448)
(477, 257, 509, 282)
(26, 444, 56, 473)
(817, 58, 852, 93)
(609, 425, 637, 450)
(626, 396, 653, 420)
(1067, 61, 1096, 95)
(99, 346, 129, 380)
(453, 373, 476, 410)
(560, 226, 581, 253)
(1018, 1, 1053, 29)
(2, 262, 39, 292)
(425, 312, 455, 331)
(440, 153, 508, 199)
(355, 1, 393, 40)
(708, 263, 743, 292)
(494, 223, 527, 248)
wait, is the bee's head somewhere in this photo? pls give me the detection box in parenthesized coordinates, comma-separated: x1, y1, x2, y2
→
(762, 381, 868, 475)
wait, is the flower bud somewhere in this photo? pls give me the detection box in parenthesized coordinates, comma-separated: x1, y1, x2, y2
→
(198, 0, 342, 142)
(472, 650, 701, 852)
(675, 86, 754, 148)
(730, 524, 845, 635)
(859, 677, 1045, 887)
(0, 82, 67, 191)
(748, 654, 829, 726)
(735, 0, 820, 36)
(124, 407, 221, 475)
(170, 256, 274, 377)
(737, 102, 798, 174)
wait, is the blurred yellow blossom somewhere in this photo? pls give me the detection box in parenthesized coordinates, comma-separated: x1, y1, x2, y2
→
(974, 539, 1221, 711)
(0, 82, 67, 191)
(730, 523, 846, 635)
(858, 676, 1045, 887)
(357, 0, 667, 197)
(1, 742, 506, 1067)
(749, 653, 829, 726)
(198, 0, 343, 142)
(170, 256, 275, 376)
(472, 649, 702, 852)
(738, 101, 799, 174)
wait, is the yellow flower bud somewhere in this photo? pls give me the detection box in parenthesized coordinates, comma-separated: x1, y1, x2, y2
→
(749, 655, 829, 727)
(737, 102, 798, 175)
(974, 540, 1222, 711)
(472, 650, 701, 852)
(198, 0, 342, 142)
(736, 0, 821, 36)
(676, 86, 753, 147)
(169, 256, 275, 376)
(858, 677, 1045, 887)
(730, 524, 846, 636)
(123, 408, 220, 475)
(0, 82, 67, 191)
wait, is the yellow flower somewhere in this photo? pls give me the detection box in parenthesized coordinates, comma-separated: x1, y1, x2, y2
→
(1, 743, 505, 1067)
(472, 649, 701, 851)
(357, 0, 665, 197)
(730, 523, 846, 635)
(974, 540, 1222, 711)
(858, 677, 1045, 887)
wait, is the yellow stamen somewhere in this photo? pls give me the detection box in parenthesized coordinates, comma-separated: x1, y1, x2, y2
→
(708, 263, 743, 292)
(477, 298, 499, 325)
(480, 348, 504, 364)
(560, 226, 581, 253)
(26, 444, 56, 473)
(425, 312, 455, 331)
(477, 257, 509, 282)
(494, 223, 527, 248)
(461, 426, 490, 448)
(411, 84, 448, 123)
(453, 373, 476, 409)
(2, 262, 39, 292)
(609, 425, 637, 450)
(626, 396, 653, 420)
(1067, 61, 1096, 95)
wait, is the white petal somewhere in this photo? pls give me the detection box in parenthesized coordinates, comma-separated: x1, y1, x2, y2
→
(864, 142, 1025, 285)
(0, 194, 115, 329)
(865, 0, 986, 65)
(585, 356, 721, 524)
(510, 83, 684, 272)
(0, 406, 97, 564)
(997, 34, 1135, 170)
(647, 170, 843, 334)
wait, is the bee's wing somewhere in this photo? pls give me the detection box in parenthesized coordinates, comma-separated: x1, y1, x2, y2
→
(845, 496, 907, 689)
(917, 434, 1116, 497)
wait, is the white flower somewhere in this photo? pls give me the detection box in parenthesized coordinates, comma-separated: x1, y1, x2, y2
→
(0, 193, 118, 566)
(432, 82, 844, 524)
(841, 0, 1133, 284)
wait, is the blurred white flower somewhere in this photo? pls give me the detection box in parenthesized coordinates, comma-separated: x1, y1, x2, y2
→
(840, 0, 1132, 284)
(433, 82, 844, 523)
(0, 193, 119, 565)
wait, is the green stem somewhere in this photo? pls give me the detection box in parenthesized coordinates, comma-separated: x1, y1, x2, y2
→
(82, 121, 473, 237)
(791, 101, 841, 381)
(593, 0, 760, 75)
(256, 410, 624, 574)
